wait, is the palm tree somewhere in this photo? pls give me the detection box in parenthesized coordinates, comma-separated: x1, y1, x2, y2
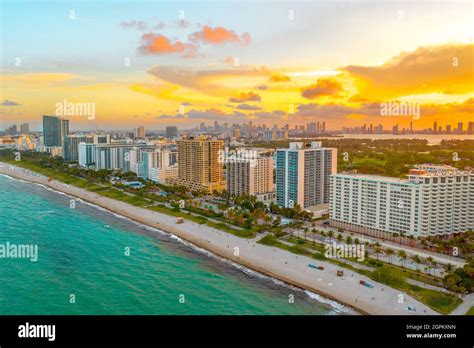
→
(397, 250, 407, 268)
(327, 230, 334, 242)
(337, 233, 343, 242)
(374, 246, 382, 260)
(386, 248, 395, 264)
(445, 263, 454, 274)
(431, 260, 438, 276)
(303, 228, 309, 241)
(426, 256, 434, 275)
(411, 255, 422, 271)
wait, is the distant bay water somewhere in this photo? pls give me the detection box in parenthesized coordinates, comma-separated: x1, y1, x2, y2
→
(0, 174, 349, 315)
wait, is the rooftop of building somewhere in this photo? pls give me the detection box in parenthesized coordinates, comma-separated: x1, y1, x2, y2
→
(332, 172, 411, 184)
(277, 141, 336, 151)
(335, 164, 473, 182)
(305, 203, 330, 213)
(408, 164, 474, 177)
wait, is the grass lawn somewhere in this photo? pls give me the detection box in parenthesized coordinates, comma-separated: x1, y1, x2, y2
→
(259, 235, 331, 261)
(369, 266, 461, 314)
(288, 236, 327, 253)
(206, 221, 255, 238)
(97, 188, 150, 207)
(405, 284, 462, 315)
(466, 307, 474, 315)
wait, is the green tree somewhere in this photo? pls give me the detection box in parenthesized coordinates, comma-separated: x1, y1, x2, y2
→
(374, 246, 382, 261)
(397, 250, 407, 268)
(328, 230, 334, 242)
(411, 255, 422, 271)
(386, 248, 395, 264)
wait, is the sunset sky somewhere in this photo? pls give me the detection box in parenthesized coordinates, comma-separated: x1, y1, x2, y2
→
(1, 0, 473, 131)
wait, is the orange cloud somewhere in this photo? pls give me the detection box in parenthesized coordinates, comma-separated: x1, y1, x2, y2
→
(269, 73, 291, 83)
(301, 78, 344, 99)
(344, 43, 474, 100)
(189, 25, 251, 45)
(138, 33, 197, 58)
(229, 91, 261, 103)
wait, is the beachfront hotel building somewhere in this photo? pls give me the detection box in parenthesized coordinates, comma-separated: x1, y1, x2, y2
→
(329, 164, 474, 238)
(226, 149, 274, 198)
(170, 136, 226, 193)
(276, 142, 337, 209)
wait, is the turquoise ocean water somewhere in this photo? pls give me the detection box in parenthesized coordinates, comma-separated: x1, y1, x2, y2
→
(0, 174, 348, 315)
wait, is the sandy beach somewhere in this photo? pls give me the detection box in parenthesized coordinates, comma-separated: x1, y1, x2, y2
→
(0, 162, 438, 315)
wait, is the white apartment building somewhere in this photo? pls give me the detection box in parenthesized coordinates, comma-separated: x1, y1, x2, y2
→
(330, 164, 474, 238)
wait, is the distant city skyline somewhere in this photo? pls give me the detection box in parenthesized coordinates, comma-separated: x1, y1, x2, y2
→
(1, 1, 473, 131)
(4, 118, 474, 136)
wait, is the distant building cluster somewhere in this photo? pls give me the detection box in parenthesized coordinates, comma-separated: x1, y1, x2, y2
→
(342, 121, 474, 135)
